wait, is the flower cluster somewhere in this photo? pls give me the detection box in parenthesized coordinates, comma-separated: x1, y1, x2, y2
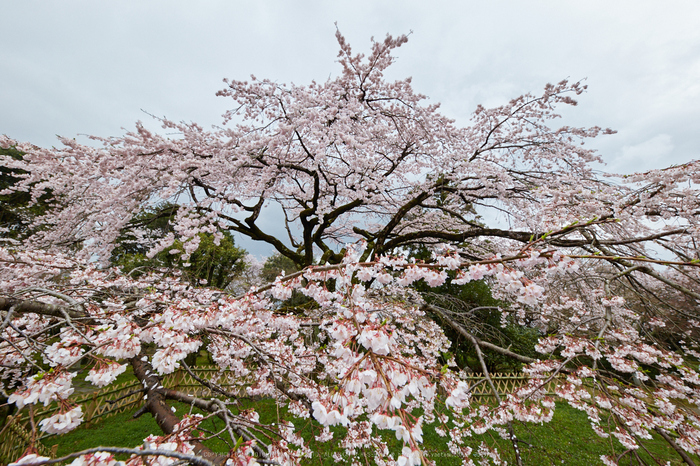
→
(8, 371, 75, 409)
(85, 362, 128, 388)
(39, 406, 84, 434)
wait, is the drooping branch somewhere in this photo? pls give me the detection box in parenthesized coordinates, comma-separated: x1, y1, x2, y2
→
(160, 389, 274, 463)
(465, 318, 523, 466)
(423, 303, 536, 364)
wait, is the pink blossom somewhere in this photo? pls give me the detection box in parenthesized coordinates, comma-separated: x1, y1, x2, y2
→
(85, 363, 127, 388)
(39, 406, 84, 434)
(9, 454, 52, 466)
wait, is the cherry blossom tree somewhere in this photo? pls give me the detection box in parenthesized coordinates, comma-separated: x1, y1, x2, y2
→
(1, 30, 700, 466)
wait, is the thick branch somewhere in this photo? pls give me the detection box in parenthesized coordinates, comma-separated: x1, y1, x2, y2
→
(129, 356, 226, 465)
(654, 427, 697, 466)
(216, 210, 304, 266)
(0, 297, 86, 320)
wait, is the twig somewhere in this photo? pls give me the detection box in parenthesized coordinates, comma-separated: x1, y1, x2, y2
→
(466, 332, 523, 466)
(180, 360, 239, 399)
(0, 304, 16, 332)
(13, 446, 216, 466)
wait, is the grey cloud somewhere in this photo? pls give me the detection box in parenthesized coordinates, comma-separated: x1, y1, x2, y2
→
(2, 0, 699, 254)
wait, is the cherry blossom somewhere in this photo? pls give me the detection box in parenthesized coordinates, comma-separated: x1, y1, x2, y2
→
(84, 362, 128, 388)
(39, 406, 84, 435)
(2, 29, 700, 466)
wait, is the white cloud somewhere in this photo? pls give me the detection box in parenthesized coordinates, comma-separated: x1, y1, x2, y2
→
(613, 134, 675, 173)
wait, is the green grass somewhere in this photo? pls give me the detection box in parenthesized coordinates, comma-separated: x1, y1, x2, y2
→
(46, 401, 230, 461)
(43, 399, 699, 465)
(36, 355, 700, 465)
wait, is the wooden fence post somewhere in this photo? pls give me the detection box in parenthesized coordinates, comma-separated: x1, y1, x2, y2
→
(84, 392, 97, 426)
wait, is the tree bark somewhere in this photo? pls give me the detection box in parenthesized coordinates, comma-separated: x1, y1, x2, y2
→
(129, 357, 227, 465)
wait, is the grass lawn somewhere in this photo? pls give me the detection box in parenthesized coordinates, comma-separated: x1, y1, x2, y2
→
(44, 397, 699, 465)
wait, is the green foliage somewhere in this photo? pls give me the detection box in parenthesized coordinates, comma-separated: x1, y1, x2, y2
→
(110, 203, 178, 259)
(111, 204, 247, 290)
(260, 253, 299, 283)
(0, 146, 52, 240)
(408, 245, 539, 372)
(423, 281, 539, 373)
(260, 253, 319, 314)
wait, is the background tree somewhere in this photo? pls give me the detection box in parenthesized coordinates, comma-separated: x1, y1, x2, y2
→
(259, 253, 300, 283)
(407, 245, 539, 373)
(111, 203, 247, 290)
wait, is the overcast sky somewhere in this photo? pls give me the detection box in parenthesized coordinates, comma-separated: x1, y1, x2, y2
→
(2, 1, 699, 256)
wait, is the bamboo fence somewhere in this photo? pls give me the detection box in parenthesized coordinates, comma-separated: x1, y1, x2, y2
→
(464, 372, 560, 397)
(0, 368, 555, 464)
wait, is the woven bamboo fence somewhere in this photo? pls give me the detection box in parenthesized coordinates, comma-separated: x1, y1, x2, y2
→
(0, 417, 55, 464)
(464, 372, 560, 397)
(0, 368, 229, 463)
(0, 368, 557, 463)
